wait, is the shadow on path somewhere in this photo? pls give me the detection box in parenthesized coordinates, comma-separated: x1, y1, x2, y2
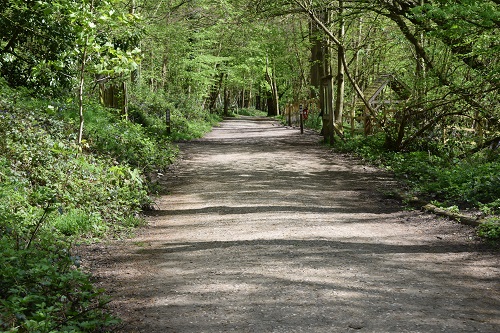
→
(83, 117, 499, 333)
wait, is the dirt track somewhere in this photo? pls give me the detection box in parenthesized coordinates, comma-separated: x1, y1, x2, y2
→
(82, 117, 499, 333)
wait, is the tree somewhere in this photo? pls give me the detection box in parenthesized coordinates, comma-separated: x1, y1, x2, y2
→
(0, 0, 80, 94)
(370, 0, 499, 150)
(72, 0, 141, 144)
(287, 0, 498, 151)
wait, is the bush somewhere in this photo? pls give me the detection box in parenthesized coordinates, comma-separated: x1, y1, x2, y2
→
(51, 209, 108, 237)
(73, 103, 178, 173)
(303, 109, 323, 132)
(128, 86, 220, 142)
(0, 103, 150, 231)
(335, 133, 500, 213)
(0, 237, 119, 332)
(235, 108, 268, 117)
(0, 80, 163, 332)
(477, 218, 500, 241)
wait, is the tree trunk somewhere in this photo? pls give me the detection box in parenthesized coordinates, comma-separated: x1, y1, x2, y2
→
(266, 94, 275, 116)
(122, 81, 128, 121)
(310, 15, 324, 134)
(298, 1, 380, 135)
(323, 10, 334, 143)
(78, 42, 88, 145)
(265, 56, 279, 116)
(350, 17, 363, 136)
(223, 74, 230, 116)
(248, 86, 253, 109)
(208, 71, 224, 113)
(334, 0, 345, 134)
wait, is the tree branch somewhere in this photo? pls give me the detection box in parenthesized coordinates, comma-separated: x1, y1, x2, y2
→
(292, 0, 382, 129)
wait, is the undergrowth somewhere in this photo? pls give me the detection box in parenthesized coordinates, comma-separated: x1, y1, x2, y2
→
(0, 236, 119, 332)
(128, 86, 221, 142)
(477, 217, 500, 241)
(233, 107, 268, 117)
(0, 76, 222, 331)
(334, 132, 500, 241)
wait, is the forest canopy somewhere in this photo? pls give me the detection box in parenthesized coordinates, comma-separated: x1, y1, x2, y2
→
(1, 1, 498, 146)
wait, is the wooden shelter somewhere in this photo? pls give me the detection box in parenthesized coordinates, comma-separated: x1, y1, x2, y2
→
(356, 74, 411, 135)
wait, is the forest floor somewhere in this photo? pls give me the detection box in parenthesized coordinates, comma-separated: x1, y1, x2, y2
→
(79, 117, 499, 333)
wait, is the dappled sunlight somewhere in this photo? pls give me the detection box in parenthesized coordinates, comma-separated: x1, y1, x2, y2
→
(102, 236, 498, 332)
(86, 118, 499, 333)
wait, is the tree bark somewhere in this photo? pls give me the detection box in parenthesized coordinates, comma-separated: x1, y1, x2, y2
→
(350, 17, 363, 136)
(223, 75, 230, 117)
(295, 0, 379, 131)
(78, 41, 88, 145)
(265, 56, 279, 116)
(334, 0, 345, 134)
(208, 70, 224, 113)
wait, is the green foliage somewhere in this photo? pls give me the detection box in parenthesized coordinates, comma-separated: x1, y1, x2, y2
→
(128, 86, 220, 142)
(83, 104, 177, 172)
(0, 80, 172, 331)
(304, 110, 324, 132)
(477, 218, 500, 241)
(0, 0, 80, 94)
(0, 237, 119, 332)
(0, 97, 151, 231)
(336, 133, 500, 213)
(0, 0, 143, 96)
(335, 133, 387, 164)
(170, 111, 217, 141)
(235, 108, 268, 117)
(51, 209, 108, 238)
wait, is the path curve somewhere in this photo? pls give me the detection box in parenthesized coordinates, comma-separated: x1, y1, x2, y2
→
(83, 117, 499, 333)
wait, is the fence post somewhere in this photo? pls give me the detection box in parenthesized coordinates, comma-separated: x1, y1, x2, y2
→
(299, 104, 304, 134)
(288, 104, 292, 127)
(166, 108, 171, 136)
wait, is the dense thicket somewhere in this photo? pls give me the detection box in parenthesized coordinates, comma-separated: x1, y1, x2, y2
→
(1, 0, 499, 331)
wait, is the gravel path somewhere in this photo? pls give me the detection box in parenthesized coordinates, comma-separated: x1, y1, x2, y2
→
(83, 117, 499, 333)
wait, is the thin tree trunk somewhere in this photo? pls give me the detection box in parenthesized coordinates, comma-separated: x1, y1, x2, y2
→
(272, 68, 279, 115)
(265, 56, 279, 116)
(223, 74, 230, 117)
(334, 0, 345, 133)
(350, 17, 363, 136)
(78, 41, 88, 145)
(297, 1, 380, 130)
(387, 11, 485, 111)
(324, 10, 335, 143)
(122, 81, 128, 120)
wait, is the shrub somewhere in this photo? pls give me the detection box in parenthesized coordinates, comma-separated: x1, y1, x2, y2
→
(75, 103, 178, 172)
(128, 86, 220, 142)
(51, 209, 108, 237)
(168, 108, 220, 141)
(0, 103, 151, 231)
(0, 78, 150, 333)
(335, 133, 500, 212)
(236, 108, 268, 117)
(0, 237, 119, 332)
(477, 218, 500, 241)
